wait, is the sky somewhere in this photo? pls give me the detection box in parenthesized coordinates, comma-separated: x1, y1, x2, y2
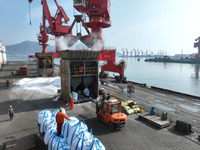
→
(1, 0, 200, 55)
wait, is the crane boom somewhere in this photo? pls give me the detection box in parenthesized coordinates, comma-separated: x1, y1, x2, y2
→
(29, 0, 72, 54)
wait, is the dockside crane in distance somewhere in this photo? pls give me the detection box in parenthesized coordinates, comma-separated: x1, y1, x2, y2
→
(130, 50, 133, 57)
(194, 37, 200, 60)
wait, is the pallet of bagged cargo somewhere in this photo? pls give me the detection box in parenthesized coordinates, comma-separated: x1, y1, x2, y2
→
(37, 108, 105, 150)
(138, 112, 170, 129)
(121, 100, 141, 115)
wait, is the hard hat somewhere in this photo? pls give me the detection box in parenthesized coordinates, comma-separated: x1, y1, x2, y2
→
(59, 108, 63, 112)
(10, 105, 12, 108)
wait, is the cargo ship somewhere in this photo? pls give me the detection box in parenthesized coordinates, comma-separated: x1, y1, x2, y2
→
(145, 56, 200, 64)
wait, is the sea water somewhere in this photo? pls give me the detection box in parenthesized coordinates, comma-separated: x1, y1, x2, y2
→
(117, 57, 200, 97)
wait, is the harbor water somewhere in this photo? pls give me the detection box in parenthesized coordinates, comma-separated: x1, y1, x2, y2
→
(7, 56, 200, 97)
(117, 57, 200, 97)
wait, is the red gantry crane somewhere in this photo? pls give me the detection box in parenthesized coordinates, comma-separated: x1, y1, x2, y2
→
(28, 0, 127, 81)
(73, 0, 127, 81)
(28, 0, 77, 57)
(73, 0, 111, 49)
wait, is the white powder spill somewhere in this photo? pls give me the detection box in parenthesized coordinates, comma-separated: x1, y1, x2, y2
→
(10, 77, 61, 100)
(178, 104, 200, 112)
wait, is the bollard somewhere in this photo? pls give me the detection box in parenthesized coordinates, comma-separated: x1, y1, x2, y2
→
(6, 80, 9, 87)
(161, 111, 168, 120)
(175, 120, 193, 134)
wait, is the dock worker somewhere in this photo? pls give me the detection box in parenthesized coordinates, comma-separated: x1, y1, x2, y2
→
(56, 108, 70, 136)
(70, 95, 74, 110)
(8, 105, 14, 121)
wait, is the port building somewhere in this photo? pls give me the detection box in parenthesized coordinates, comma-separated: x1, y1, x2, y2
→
(0, 41, 7, 69)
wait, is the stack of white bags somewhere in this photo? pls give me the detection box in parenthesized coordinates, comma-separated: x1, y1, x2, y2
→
(38, 109, 105, 150)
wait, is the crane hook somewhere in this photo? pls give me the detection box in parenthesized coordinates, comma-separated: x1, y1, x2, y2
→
(28, 0, 32, 25)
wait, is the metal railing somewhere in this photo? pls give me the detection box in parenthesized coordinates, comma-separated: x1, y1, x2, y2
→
(70, 67, 97, 75)
(85, 67, 97, 74)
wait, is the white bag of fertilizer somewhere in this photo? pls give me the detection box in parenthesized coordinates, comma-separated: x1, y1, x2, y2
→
(48, 132, 57, 150)
(67, 121, 88, 146)
(41, 116, 57, 134)
(61, 117, 79, 139)
(81, 131, 94, 150)
(71, 130, 94, 150)
(44, 125, 57, 145)
(38, 109, 52, 124)
(51, 136, 70, 150)
(84, 138, 105, 150)
(40, 118, 51, 133)
(70, 131, 85, 150)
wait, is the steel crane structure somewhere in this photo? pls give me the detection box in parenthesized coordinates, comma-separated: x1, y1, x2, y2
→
(28, 0, 77, 56)
(29, 0, 127, 81)
(73, 0, 126, 81)
(73, 0, 111, 48)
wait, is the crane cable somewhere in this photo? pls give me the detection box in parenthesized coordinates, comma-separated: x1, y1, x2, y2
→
(29, 2, 32, 26)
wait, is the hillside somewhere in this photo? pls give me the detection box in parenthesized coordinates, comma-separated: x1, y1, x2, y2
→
(6, 41, 54, 56)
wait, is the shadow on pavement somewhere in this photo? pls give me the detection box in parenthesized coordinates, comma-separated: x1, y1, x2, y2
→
(135, 118, 161, 131)
(0, 98, 66, 116)
(79, 115, 119, 136)
(0, 133, 47, 150)
(0, 119, 10, 123)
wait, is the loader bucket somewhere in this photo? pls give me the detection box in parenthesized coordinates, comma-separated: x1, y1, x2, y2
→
(64, 35, 79, 47)
(80, 35, 95, 48)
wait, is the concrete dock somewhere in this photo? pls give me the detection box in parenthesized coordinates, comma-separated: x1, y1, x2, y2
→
(0, 61, 200, 150)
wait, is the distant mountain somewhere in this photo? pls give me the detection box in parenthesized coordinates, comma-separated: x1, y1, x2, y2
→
(6, 41, 54, 56)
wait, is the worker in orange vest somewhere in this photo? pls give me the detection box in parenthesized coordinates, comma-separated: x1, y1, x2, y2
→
(56, 108, 70, 136)
(70, 95, 74, 110)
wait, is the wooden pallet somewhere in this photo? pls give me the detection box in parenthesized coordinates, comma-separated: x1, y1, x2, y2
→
(138, 112, 170, 129)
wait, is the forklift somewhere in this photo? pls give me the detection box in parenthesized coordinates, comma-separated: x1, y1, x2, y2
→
(94, 93, 127, 130)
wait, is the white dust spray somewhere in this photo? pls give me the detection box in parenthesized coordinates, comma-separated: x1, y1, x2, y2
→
(90, 32, 104, 51)
(55, 36, 69, 50)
